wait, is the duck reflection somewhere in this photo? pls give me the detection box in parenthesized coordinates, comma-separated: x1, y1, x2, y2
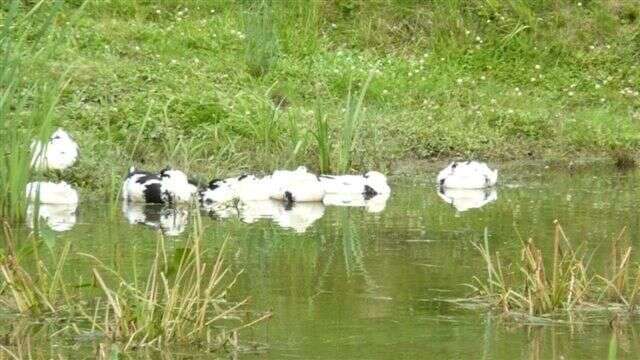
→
(322, 193, 390, 213)
(238, 200, 282, 224)
(26, 203, 77, 232)
(273, 202, 325, 233)
(122, 202, 189, 236)
(437, 187, 497, 212)
(202, 201, 239, 220)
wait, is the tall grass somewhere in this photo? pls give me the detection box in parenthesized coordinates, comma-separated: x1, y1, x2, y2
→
(312, 87, 331, 174)
(244, 0, 279, 77)
(0, 212, 268, 354)
(0, 0, 67, 222)
(464, 221, 640, 319)
(338, 73, 373, 173)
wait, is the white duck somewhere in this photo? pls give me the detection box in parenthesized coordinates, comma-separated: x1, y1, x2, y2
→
(269, 166, 325, 203)
(319, 171, 391, 197)
(26, 203, 77, 232)
(234, 174, 274, 202)
(26, 181, 79, 204)
(122, 167, 163, 203)
(200, 178, 237, 205)
(437, 188, 498, 212)
(437, 161, 498, 189)
(31, 128, 79, 171)
(159, 168, 198, 204)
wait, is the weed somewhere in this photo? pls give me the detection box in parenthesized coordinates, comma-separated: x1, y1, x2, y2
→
(464, 221, 640, 319)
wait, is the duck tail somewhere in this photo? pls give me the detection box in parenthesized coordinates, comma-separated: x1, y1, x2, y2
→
(490, 169, 498, 185)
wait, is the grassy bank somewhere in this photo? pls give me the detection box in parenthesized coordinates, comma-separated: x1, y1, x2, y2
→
(3, 0, 640, 193)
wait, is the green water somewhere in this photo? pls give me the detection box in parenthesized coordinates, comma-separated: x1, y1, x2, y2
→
(6, 163, 640, 358)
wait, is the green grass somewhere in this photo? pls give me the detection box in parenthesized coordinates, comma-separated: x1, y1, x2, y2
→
(0, 0, 67, 222)
(4, 0, 640, 192)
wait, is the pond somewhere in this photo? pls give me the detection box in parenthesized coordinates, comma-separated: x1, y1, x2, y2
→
(7, 161, 640, 358)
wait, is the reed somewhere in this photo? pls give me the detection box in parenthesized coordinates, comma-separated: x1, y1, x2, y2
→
(312, 87, 331, 174)
(0, 212, 268, 354)
(0, 0, 67, 222)
(464, 221, 640, 319)
(338, 73, 373, 173)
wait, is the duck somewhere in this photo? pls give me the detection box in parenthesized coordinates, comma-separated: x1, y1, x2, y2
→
(26, 203, 77, 232)
(200, 178, 237, 205)
(122, 167, 163, 203)
(319, 171, 391, 198)
(437, 187, 498, 212)
(437, 161, 498, 189)
(26, 181, 79, 204)
(30, 128, 79, 171)
(159, 167, 199, 204)
(269, 166, 325, 203)
(234, 174, 274, 202)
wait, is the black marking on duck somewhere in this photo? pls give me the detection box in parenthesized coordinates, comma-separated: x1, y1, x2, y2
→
(160, 166, 171, 178)
(127, 168, 154, 179)
(363, 185, 378, 200)
(143, 183, 163, 204)
(136, 174, 160, 184)
(238, 174, 249, 181)
(208, 179, 222, 190)
(284, 191, 294, 206)
(439, 178, 446, 187)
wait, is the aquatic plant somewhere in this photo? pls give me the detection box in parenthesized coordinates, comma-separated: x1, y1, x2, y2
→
(0, 213, 269, 355)
(464, 222, 640, 319)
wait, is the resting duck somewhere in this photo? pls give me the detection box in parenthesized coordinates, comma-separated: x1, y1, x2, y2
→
(31, 128, 79, 171)
(269, 166, 325, 203)
(437, 161, 498, 189)
(122, 167, 198, 204)
(200, 178, 237, 205)
(159, 168, 198, 204)
(122, 167, 163, 203)
(319, 171, 390, 198)
(437, 188, 498, 212)
(26, 181, 79, 204)
(200, 174, 272, 205)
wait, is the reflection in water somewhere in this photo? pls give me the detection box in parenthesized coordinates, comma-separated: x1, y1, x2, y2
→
(122, 202, 189, 236)
(26, 203, 77, 232)
(437, 187, 497, 212)
(273, 202, 325, 233)
(15, 165, 640, 358)
(202, 202, 239, 220)
(322, 193, 390, 213)
(239, 200, 282, 223)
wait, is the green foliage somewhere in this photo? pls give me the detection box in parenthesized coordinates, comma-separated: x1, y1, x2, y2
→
(3, 0, 639, 191)
(0, 0, 67, 222)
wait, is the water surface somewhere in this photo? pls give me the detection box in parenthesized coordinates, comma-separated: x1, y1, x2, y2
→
(8, 163, 640, 358)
